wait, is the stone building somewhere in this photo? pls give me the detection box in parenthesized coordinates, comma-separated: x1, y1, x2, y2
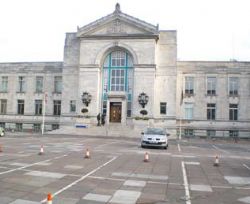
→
(0, 4, 249, 138)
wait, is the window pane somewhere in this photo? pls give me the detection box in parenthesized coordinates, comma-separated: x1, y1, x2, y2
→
(54, 76, 62, 93)
(17, 100, 24, 115)
(229, 77, 239, 95)
(18, 76, 26, 92)
(0, 99, 7, 114)
(1, 76, 8, 92)
(160, 102, 167, 114)
(36, 76, 43, 92)
(185, 77, 194, 94)
(207, 77, 216, 95)
(53, 100, 61, 115)
(229, 104, 238, 121)
(70, 100, 76, 112)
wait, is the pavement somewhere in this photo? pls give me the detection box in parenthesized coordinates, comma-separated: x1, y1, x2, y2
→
(0, 134, 249, 204)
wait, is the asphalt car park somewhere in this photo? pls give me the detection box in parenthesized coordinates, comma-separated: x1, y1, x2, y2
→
(0, 134, 249, 204)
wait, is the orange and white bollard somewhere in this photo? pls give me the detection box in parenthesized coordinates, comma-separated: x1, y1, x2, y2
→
(47, 193, 53, 204)
(38, 145, 44, 155)
(85, 148, 90, 159)
(144, 152, 149, 162)
(214, 155, 219, 166)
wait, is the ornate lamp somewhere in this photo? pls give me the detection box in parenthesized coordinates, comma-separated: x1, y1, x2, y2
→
(138, 92, 149, 108)
(81, 92, 92, 107)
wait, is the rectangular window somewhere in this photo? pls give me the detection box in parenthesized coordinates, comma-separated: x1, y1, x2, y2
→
(0, 76, 8, 92)
(207, 103, 216, 120)
(207, 77, 216, 95)
(0, 122, 5, 128)
(111, 51, 126, 67)
(35, 100, 43, 115)
(160, 102, 167, 115)
(128, 69, 133, 92)
(103, 69, 108, 92)
(54, 76, 62, 93)
(229, 130, 239, 138)
(18, 76, 26, 92)
(0, 99, 7, 114)
(229, 77, 239, 96)
(16, 123, 23, 131)
(229, 104, 238, 121)
(102, 101, 107, 116)
(17, 100, 24, 115)
(36, 76, 43, 93)
(52, 124, 59, 130)
(185, 77, 194, 95)
(70, 100, 76, 112)
(184, 129, 194, 137)
(53, 100, 61, 116)
(184, 103, 193, 119)
(207, 130, 216, 137)
(127, 101, 132, 117)
(110, 69, 125, 91)
(33, 124, 41, 132)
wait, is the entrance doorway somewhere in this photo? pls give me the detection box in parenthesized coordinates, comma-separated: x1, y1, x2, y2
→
(110, 102, 122, 122)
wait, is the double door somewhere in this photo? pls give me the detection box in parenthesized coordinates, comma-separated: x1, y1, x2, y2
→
(110, 102, 121, 123)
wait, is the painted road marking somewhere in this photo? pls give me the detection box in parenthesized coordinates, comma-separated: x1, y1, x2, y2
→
(25, 171, 66, 179)
(238, 196, 250, 204)
(89, 175, 125, 182)
(224, 176, 250, 185)
(9, 199, 40, 204)
(40, 156, 117, 203)
(83, 193, 111, 202)
(124, 180, 146, 187)
(178, 143, 181, 152)
(172, 155, 196, 158)
(112, 172, 168, 181)
(0, 154, 67, 175)
(182, 161, 191, 204)
(64, 165, 83, 170)
(212, 144, 229, 154)
(243, 164, 250, 171)
(190, 184, 213, 192)
(109, 190, 141, 204)
(185, 162, 200, 165)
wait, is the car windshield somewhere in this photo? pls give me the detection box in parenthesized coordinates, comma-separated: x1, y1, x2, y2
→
(145, 128, 165, 135)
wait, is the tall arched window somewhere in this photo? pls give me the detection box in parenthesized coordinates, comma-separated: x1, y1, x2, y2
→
(102, 50, 133, 117)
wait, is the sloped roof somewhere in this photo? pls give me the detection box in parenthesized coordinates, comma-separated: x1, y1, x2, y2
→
(77, 3, 159, 37)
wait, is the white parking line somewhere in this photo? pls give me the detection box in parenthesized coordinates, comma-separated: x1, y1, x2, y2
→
(0, 154, 67, 175)
(178, 144, 181, 152)
(89, 176, 125, 182)
(243, 164, 250, 171)
(40, 156, 117, 203)
(211, 144, 229, 154)
(181, 161, 191, 204)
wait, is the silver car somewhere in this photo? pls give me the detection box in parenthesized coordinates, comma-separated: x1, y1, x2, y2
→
(141, 128, 169, 149)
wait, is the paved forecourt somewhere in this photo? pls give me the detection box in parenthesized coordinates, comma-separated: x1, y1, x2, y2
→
(0, 135, 249, 204)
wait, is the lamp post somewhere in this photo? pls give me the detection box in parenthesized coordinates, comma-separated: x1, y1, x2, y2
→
(138, 92, 149, 108)
(81, 92, 92, 107)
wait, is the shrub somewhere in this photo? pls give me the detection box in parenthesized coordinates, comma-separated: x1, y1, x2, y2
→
(81, 108, 88, 114)
(140, 109, 148, 116)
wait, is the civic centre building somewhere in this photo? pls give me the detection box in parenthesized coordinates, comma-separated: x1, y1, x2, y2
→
(0, 4, 249, 138)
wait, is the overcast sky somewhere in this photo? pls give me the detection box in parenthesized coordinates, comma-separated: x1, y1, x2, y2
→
(0, 0, 249, 62)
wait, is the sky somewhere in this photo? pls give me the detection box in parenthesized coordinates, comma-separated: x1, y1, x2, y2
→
(0, 0, 250, 62)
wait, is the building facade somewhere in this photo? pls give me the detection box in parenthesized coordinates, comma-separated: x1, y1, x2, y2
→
(0, 4, 249, 138)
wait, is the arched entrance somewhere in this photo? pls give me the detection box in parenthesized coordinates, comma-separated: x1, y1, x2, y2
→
(101, 50, 133, 124)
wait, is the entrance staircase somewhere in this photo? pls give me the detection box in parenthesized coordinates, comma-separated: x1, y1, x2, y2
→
(48, 123, 143, 139)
